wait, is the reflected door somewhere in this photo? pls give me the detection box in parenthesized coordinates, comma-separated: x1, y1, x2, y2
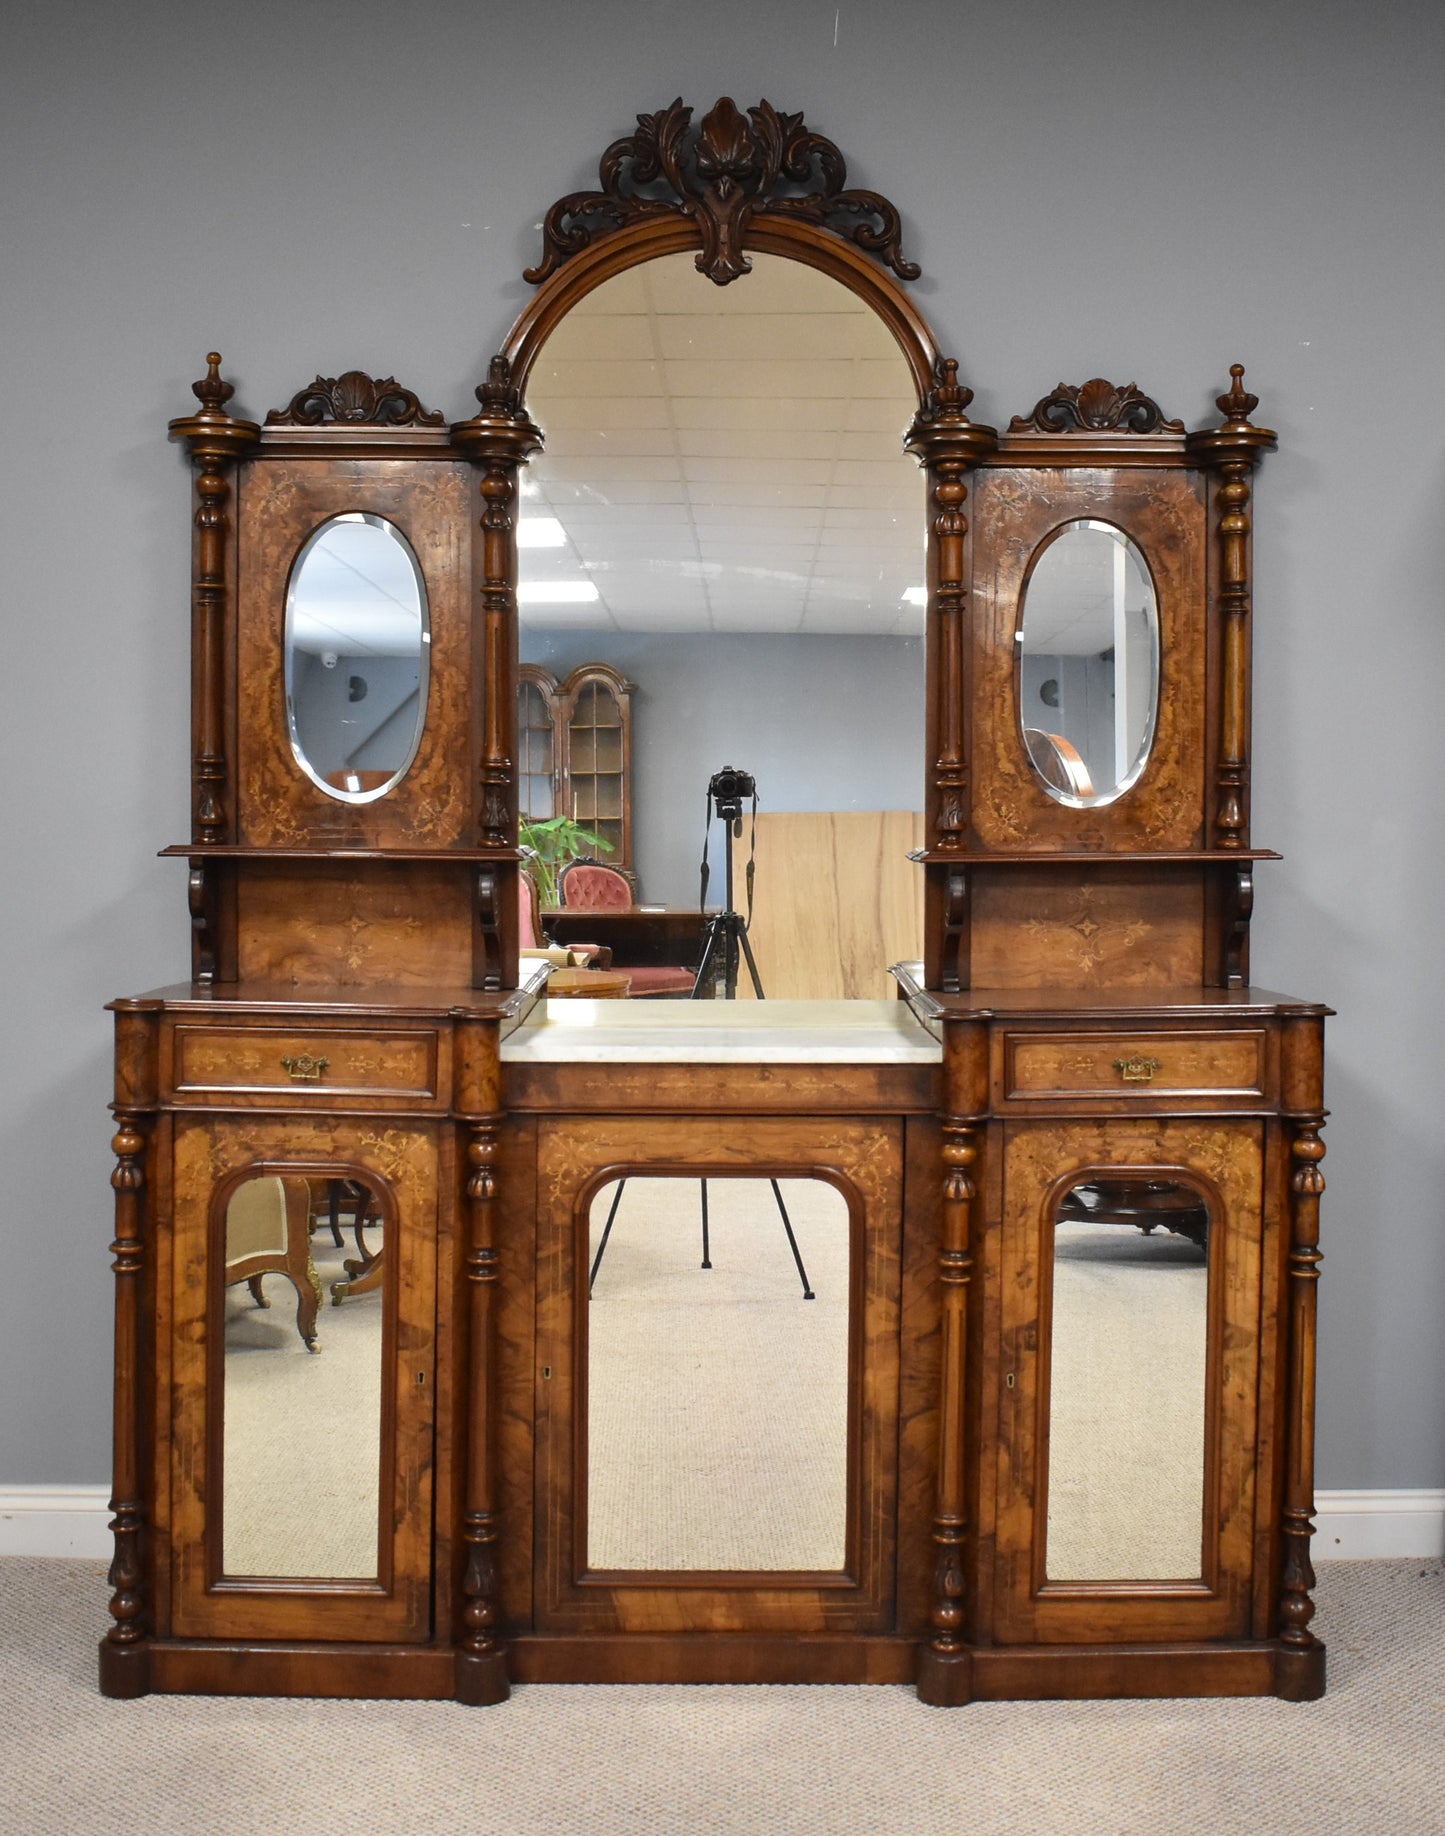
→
(993, 1119, 1271, 1645)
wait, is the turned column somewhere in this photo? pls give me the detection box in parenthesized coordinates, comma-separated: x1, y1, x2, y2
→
(452, 358, 543, 990)
(917, 1017, 989, 1706)
(904, 360, 997, 992)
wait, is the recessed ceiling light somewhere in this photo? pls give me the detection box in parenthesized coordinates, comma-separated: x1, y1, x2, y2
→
(516, 581, 601, 604)
(517, 516, 567, 549)
(902, 586, 927, 606)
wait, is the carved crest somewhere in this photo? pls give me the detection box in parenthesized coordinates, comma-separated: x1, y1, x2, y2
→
(1009, 379, 1183, 435)
(525, 96, 920, 288)
(265, 371, 445, 428)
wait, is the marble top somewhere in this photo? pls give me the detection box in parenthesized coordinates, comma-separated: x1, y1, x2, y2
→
(500, 999, 943, 1064)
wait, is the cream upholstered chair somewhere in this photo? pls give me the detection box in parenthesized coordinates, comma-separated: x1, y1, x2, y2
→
(559, 858, 694, 995)
(224, 1175, 321, 1351)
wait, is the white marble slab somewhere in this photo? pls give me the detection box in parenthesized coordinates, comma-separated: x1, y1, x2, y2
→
(501, 998, 942, 1064)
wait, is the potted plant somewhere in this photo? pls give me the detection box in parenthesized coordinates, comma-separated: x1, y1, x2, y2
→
(518, 815, 614, 907)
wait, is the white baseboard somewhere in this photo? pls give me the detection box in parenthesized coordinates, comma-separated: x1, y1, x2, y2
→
(1314, 1489, 1445, 1560)
(2, 1485, 1441, 1562)
(0, 1487, 113, 1560)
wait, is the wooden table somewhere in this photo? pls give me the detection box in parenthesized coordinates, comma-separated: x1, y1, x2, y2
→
(543, 907, 711, 969)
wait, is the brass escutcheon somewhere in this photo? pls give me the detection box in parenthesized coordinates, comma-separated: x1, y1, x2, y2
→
(280, 1052, 329, 1083)
(1114, 1055, 1162, 1083)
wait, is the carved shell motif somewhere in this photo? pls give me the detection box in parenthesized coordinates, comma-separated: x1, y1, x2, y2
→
(1009, 379, 1184, 435)
(265, 371, 445, 428)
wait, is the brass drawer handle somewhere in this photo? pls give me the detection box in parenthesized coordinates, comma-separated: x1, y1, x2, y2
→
(1114, 1055, 1162, 1084)
(280, 1053, 330, 1083)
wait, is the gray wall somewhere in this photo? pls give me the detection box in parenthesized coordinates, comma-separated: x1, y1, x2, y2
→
(521, 632, 924, 904)
(3, 0, 1443, 1495)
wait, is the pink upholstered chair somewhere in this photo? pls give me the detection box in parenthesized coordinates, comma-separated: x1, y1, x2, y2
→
(559, 858, 695, 996)
(519, 865, 610, 969)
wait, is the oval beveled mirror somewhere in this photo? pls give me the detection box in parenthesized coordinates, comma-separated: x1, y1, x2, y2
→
(1018, 518, 1159, 808)
(284, 512, 430, 804)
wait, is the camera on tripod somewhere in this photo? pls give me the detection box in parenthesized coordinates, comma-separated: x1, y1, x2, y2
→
(707, 765, 756, 826)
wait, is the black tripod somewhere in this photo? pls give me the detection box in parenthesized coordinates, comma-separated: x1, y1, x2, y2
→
(589, 767, 814, 1300)
(691, 768, 764, 1001)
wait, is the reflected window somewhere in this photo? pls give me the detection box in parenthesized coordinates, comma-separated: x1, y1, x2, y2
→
(221, 1174, 385, 1578)
(586, 1174, 849, 1572)
(1046, 1177, 1210, 1582)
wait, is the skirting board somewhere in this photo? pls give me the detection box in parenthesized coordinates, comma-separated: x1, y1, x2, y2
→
(2, 1486, 1442, 1562)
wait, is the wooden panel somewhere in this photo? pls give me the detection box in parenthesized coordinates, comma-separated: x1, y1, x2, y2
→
(235, 861, 473, 986)
(993, 1118, 1263, 1645)
(235, 457, 475, 849)
(533, 1115, 903, 1636)
(970, 866, 1204, 989)
(171, 1024, 440, 1103)
(730, 811, 924, 1001)
(1002, 1029, 1267, 1104)
(169, 1114, 437, 1644)
(507, 1057, 938, 1116)
(969, 467, 1208, 852)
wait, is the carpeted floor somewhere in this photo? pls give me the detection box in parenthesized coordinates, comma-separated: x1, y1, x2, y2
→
(2, 1557, 1440, 1835)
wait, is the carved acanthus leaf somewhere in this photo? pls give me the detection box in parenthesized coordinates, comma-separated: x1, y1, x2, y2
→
(1009, 378, 1183, 435)
(525, 97, 920, 287)
(265, 371, 445, 427)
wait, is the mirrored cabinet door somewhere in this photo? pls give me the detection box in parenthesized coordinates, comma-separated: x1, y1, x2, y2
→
(167, 1116, 438, 1643)
(993, 1116, 1269, 1645)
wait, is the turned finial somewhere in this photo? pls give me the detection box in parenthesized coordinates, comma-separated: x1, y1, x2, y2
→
(191, 353, 235, 416)
(1216, 363, 1260, 424)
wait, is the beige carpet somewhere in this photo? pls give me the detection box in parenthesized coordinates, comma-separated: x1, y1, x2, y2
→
(222, 1229, 385, 1578)
(1048, 1220, 1207, 1581)
(2, 1558, 1440, 1835)
(587, 1177, 850, 1571)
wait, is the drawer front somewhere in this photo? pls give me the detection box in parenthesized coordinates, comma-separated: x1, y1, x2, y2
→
(170, 1024, 442, 1104)
(1001, 1028, 1268, 1105)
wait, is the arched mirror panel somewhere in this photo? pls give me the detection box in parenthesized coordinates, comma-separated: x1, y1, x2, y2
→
(284, 513, 430, 805)
(218, 1170, 389, 1581)
(1044, 1173, 1213, 1584)
(1018, 520, 1160, 810)
(515, 250, 927, 995)
(585, 1173, 851, 1572)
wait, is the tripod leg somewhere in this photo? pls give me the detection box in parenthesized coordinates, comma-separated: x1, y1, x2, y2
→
(700, 1179, 711, 1269)
(770, 1178, 814, 1299)
(588, 1179, 627, 1294)
(690, 919, 723, 999)
(737, 923, 767, 1000)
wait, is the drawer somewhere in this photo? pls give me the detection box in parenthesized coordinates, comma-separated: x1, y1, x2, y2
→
(1000, 1028, 1268, 1105)
(169, 1024, 442, 1104)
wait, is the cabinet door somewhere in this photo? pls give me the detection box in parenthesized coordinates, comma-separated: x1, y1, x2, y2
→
(168, 1114, 438, 1642)
(518, 670, 556, 823)
(563, 670, 630, 867)
(533, 1115, 903, 1636)
(992, 1118, 1268, 1644)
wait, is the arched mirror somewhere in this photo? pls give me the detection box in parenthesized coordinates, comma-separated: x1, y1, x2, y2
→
(516, 250, 927, 997)
(1018, 519, 1159, 808)
(1045, 1174, 1212, 1582)
(284, 512, 430, 804)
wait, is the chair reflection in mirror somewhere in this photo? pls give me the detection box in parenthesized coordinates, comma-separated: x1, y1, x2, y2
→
(559, 857, 695, 995)
(224, 1175, 321, 1351)
(1022, 728, 1095, 800)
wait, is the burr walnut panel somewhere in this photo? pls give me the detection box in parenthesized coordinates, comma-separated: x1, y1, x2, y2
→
(235, 458, 475, 849)
(969, 467, 1208, 852)
(235, 862, 474, 986)
(969, 866, 1205, 989)
(170, 1023, 442, 1106)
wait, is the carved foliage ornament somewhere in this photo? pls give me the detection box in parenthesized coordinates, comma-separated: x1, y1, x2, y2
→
(1009, 378, 1184, 435)
(526, 97, 921, 288)
(266, 371, 445, 428)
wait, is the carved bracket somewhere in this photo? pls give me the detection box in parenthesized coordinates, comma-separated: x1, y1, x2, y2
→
(1009, 378, 1183, 435)
(526, 97, 921, 287)
(265, 372, 445, 427)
